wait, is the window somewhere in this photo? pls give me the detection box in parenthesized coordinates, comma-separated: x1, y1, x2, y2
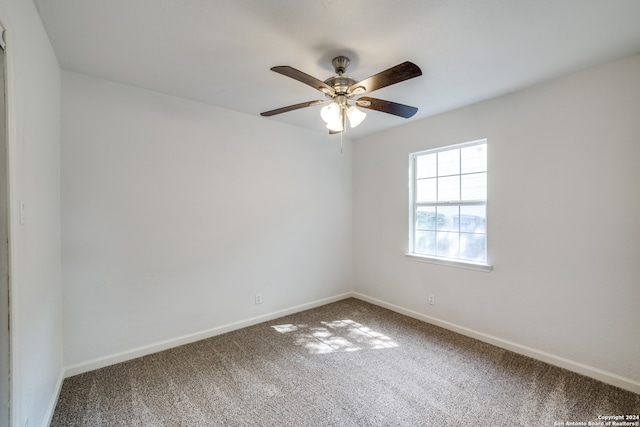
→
(407, 139, 491, 271)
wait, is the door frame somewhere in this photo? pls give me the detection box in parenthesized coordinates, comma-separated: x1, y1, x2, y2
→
(0, 13, 19, 427)
(0, 26, 8, 427)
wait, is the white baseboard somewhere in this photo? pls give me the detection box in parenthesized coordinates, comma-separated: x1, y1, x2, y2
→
(352, 292, 640, 395)
(64, 292, 354, 378)
(42, 368, 65, 427)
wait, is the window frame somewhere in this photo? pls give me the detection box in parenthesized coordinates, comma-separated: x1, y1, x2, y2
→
(406, 139, 492, 272)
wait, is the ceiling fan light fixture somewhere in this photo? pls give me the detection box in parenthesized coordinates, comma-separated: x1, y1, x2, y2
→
(346, 105, 366, 128)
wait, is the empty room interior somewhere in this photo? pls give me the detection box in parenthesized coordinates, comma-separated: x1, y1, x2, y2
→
(1, 0, 640, 426)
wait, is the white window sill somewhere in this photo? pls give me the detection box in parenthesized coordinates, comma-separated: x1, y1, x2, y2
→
(404, 253, 493, 272)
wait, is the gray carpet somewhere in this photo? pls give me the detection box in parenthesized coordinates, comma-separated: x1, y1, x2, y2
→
(51, 298, 640, 426)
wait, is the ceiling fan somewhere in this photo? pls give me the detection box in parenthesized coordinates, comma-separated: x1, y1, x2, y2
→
(260, 56, 422, 133)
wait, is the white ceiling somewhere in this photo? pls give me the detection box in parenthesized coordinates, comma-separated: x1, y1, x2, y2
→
(33, 0, 640, 139)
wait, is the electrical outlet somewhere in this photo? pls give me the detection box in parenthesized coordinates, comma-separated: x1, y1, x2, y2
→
(255, 293, 262, 304)
(428, 294, 435, 305)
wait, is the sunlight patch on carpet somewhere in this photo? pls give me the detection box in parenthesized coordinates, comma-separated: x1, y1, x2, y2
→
(271, 319, 399, 354)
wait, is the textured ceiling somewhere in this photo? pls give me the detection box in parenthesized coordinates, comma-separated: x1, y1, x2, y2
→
(33, 0, 640, 139)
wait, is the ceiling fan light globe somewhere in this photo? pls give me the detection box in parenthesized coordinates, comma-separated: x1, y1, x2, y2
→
(326, 118, 344, 132)
(347, 105, 366, 128)
(320, 103, 341, 123)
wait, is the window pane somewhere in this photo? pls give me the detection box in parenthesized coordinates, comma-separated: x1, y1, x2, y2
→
(437, 149, 460, 176)
(416, 178, 437, 202)
(461, 172, 486, 200)
(436, 232, 459, 258)
(416, 153, 436, 179)
(410, 140, 488, 264)
(416, 206, 437, 231)
(437, 175, 460, 201)
(460, 233, 486, 261)
(415, 231, 436, 255)
(437, 205, 459, 232)
(461, 144, 487, 174)
(459, 205, 486, 233)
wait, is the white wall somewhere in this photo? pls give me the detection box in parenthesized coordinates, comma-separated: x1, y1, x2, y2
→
(353, 54, 640, 387)
(0, 1, 63, 426)
(61, 71, 352, 368)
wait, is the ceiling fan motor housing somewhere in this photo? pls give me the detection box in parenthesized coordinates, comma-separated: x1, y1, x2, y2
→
(324, 75, 357, 95)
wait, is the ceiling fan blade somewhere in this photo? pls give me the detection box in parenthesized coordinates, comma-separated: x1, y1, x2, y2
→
(356, 97, 418, 118)
(271, 66, 335, 95)
(260, 100, 327, 117)
(349, 62, 422, 95)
